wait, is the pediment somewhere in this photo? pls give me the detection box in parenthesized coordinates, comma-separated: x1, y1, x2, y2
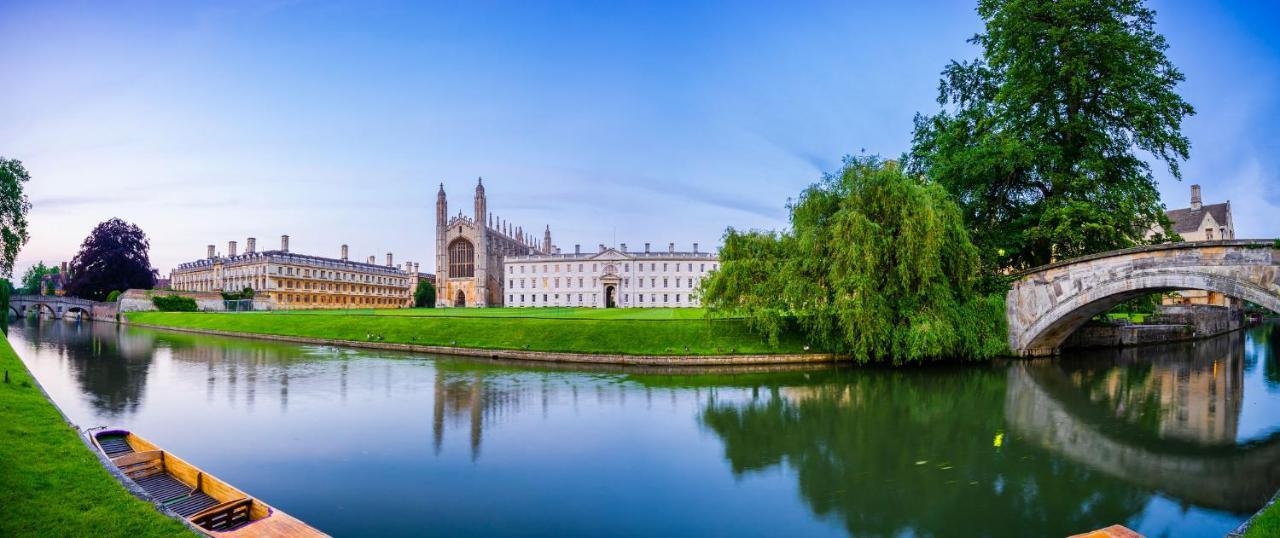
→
(589, 249, 633, 261)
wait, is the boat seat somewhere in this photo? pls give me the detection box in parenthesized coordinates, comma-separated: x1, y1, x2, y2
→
(190, 498, 254, 532)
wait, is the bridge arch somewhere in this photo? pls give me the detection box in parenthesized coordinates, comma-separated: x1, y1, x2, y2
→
(1007, 241, 1280, 356)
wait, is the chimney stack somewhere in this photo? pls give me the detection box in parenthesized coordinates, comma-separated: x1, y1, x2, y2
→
(575, 244, 581, 255)
(368, 255, 376, 264)
(668, 242, 675, 253)
(386, 253, 393, 267)
(599, 244, 606, 253)
(621, 243, 627, 253)
(693, 243, 699, 253)
(61, 261, 67, 275)
(247, 237, 256, 254)
(281, 235, 290, 253)
(341, 244, 349, 261)
(644, 242, 651, 253)
(228, 241, 237, 257)
(1191, 184, 1203, 210)
(208, 245, 216, 259)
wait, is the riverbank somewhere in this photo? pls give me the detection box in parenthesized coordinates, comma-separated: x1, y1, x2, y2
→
(124, 308, 833, 365)
(0, 336, 192, 537)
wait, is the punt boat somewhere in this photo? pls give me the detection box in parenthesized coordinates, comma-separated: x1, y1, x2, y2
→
(90, 429, 327, 537)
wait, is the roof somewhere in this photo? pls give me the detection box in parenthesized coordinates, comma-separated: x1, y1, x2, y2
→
(1165, 202, 1230, 234)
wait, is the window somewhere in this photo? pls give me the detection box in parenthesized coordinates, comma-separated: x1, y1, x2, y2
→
(448, 239, 475, 277)
(664, 294, 669, 303)
(1205, 228, 1215, 240)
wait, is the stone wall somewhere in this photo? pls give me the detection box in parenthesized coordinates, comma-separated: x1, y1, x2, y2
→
(118, 289, 226, 312)
(1064, 322, 1196, 349)
(1150, 304, 1243, 337)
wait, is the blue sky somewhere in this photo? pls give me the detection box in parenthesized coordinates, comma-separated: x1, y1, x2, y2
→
(2, 0, 1277, 276)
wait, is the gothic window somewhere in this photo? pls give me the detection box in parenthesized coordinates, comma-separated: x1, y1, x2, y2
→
(448, 239, 475, 277)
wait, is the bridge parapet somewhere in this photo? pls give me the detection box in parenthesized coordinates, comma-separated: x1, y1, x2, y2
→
(1006, 240, 1280, 356)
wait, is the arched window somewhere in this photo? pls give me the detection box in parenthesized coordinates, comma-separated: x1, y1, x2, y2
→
(449, 239, 475, 277)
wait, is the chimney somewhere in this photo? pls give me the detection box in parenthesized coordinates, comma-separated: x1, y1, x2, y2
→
(693, 243, 699, 253)
(246, 237, 256, 254)
(207, 244, 216, 259)
(60, 261, 67, 275)
(368, 255, 376, 264)
(575, 244, 581, 255)
(668, 242, 675, 253)
(281, 235, 290, 253)
(644, 242, 651, 253)
(1191, 184, 1202, 211)
(599, 244, 606, 253)
(228, 241, 237, 257)
(341, 244, 349, 261)
(621, 243, 627, 253)
(386, 253, 393, 267)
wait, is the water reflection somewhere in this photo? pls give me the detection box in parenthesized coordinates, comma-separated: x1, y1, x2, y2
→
(10, 319, 1280, 537)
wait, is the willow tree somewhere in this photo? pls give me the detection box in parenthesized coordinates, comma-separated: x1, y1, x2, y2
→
(703, 156, 1006, 363)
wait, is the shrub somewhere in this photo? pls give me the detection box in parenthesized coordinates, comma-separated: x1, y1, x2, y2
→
(151, 295, 197, 312)
(105, 290, 121, 302)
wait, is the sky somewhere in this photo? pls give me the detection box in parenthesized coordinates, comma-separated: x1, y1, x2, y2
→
(1, 0, 1278, 277)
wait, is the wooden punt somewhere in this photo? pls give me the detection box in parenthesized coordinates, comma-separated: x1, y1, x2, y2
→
(90, 429, 327, 537)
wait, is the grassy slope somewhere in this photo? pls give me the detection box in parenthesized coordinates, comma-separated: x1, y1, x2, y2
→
(127, 308, 810, 355)
(0, 336, 193, 537)
(1245, 499, 1280, 537)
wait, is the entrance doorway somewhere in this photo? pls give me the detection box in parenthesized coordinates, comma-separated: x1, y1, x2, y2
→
(454, 290, 466, 307)
(604, 285, 616, 308)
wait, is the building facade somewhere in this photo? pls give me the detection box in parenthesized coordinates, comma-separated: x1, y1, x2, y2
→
(435, 179, 546, 307)
(503, 243, 718, 308)
(171, 235, 427, 309)
(1155, 184, 1237, 307)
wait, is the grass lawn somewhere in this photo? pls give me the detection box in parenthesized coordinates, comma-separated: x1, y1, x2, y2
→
(1245, 497, 1280, 537)
(0, 336, 193, 537)
(1104, 312, 1149, 324)
(126, 308, 811, 356)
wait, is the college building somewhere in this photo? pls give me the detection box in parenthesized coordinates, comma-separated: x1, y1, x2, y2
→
(1153, 184, 1237, 307)
(170, 235, 429, 309)
(435, 178, 718, 308)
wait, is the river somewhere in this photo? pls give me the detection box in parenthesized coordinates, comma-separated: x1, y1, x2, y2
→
(11, 319, 1280, 537)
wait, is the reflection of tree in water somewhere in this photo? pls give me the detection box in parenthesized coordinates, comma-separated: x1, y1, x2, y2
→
(1256, 324, 1280, 386)
(20, 319, 157, 417)
(431, 362, 531, 460)
(699, 368, 1149, 537)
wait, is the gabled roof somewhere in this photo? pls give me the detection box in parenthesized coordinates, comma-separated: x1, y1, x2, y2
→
(1165, 202, 1230, 234)
(589, 249, 631, 261)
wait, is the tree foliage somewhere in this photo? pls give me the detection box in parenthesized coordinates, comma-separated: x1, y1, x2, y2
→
(909, 0, 1193, 272)
(152, 294, 196, 312)
(414, 279, 436, 308)
(0, 159, 32, 278)
(702, 156, 1007, 364)
(66, 218, 156, 301)
(18, 262, 58, 295)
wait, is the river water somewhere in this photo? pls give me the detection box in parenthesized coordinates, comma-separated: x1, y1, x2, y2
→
(10, 319, 1280, 537)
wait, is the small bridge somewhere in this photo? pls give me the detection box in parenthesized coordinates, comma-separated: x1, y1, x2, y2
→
(1007, 240, 1280, 356)
(9, 294, 107, 320)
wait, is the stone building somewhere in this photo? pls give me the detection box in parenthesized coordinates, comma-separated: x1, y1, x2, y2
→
(435, 179, 545, 307)
(504, 243, 718, 308)
(1155, 184, 1237, 306)
(171, 235, 427, 309)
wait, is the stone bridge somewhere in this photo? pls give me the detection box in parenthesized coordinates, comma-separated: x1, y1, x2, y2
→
(9, 294, 113, 321)
(1006, 240, 1280, 356)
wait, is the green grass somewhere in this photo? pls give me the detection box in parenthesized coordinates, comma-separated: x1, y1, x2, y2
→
(126, 308, 811, 356)
(1104, 312, 1149, 324)
(0, 336, 193, 537)
(1245, 497, 1280, 537)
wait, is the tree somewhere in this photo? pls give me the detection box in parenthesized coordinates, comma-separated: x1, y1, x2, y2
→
(414, 279, 436, 308)
(0, 159, 32, 278)
(701, 156, 1007, 363)
(909, 0, 1194, 273)
(18, 261, 58, 295)
(65, 218, 156, 301)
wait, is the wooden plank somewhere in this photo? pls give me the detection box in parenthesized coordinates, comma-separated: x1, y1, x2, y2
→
(1069, 525, 1145, 538)
(111, 450, 162, 468)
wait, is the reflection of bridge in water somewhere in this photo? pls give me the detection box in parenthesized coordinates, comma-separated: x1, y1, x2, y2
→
(1005, 331, 1280, 513)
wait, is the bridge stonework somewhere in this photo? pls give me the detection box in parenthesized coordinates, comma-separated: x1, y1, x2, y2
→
(9, 295, 113, 321)
(1006, 240, 1280, 356)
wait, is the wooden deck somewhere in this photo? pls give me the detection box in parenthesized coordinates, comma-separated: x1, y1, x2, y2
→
(1069, 524, 1144, 538)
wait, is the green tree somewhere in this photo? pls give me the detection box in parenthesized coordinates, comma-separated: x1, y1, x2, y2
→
(0, 159, 32, 278)
(702, 156, 1007, 364)
(18, 262, 58, 295)
(414, 279, 436, 308)
(909, 0, 1194, 272)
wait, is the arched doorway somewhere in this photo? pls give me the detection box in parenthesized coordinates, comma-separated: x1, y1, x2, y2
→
(604, 285, 616, 308)
(454, 290, 466, 307)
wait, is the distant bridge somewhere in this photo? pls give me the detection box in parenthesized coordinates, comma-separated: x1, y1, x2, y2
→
(9, 294, 109, 320)
(1006, 240, 1280, 356)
